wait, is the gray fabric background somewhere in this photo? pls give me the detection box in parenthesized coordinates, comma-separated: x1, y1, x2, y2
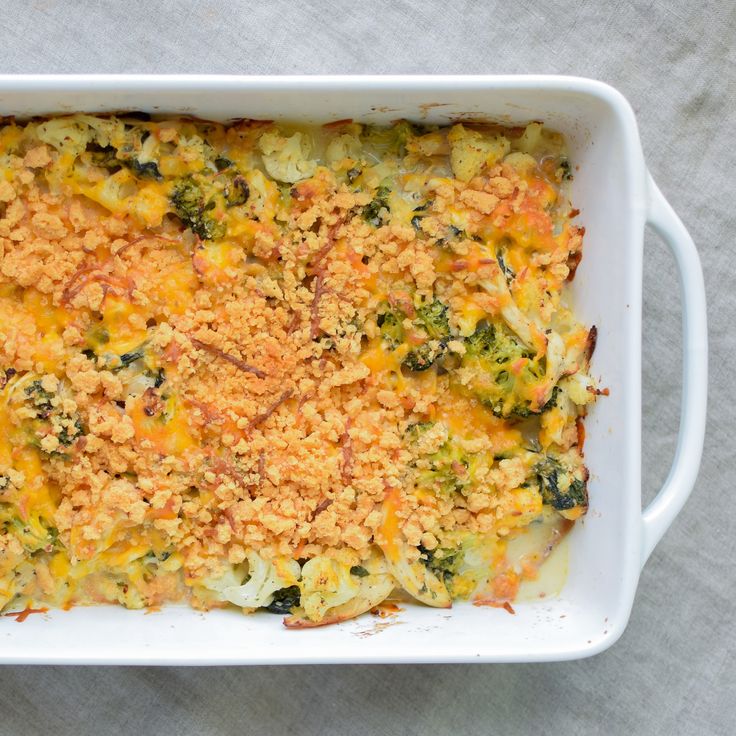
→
(0, 1, 734, 734)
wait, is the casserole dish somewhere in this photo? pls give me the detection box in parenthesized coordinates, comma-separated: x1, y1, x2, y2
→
(0, 75, 707, 664)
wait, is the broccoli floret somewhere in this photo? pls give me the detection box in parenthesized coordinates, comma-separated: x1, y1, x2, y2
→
(452, 323, 548, 418)
(377, 309, 404, 349)
(170, 178, 226, 241)
(406, 422, 475, 495)
(22, 380, 83, 455)
(350, 565, 369, 578)
(363, 185, 391, 227)
(415, 299, 450, 341)
(404, 299, 451, 371)
(402, 342, 446, 372)
(85, 142, 163, 181)
(419, 544, 463, 585)
(533, 456, 588, 518)
(264, 585, 301, 614)
(224, 174, 249, 207)
(214, 155, 234, 171)
(24, 381, 54, 418)
(378, 298, 451, 372)
(126, 158, 163, 181)
(86, 143, 122, 172)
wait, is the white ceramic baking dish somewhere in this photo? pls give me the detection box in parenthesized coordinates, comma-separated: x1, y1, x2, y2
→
(0, 75, 707, 664)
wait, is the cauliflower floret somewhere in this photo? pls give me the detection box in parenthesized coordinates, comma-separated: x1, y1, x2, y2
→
(35, 117, 96, 157)
(515, 122, 543, 154)
(299, 556, 359, 621)
(258, 130, 317, 183)
(35, 114, 128, 157)
(407, 130, 450, 157)
(206, 552, 301, 609)
(174, 133, 212, 169)
(284, 550, 395, 627)
(448, 125, 510, 182)
(78, 115, 126, 149)
(559, 371, 597, 405)
(325, 133, 362, 165)
(503, 151, 538, 176)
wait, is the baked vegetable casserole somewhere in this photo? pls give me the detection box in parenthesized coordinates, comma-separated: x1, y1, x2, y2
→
(0, 114, 597, 627)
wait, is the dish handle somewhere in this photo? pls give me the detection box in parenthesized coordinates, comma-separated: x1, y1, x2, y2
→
(640, 174, 708, 565)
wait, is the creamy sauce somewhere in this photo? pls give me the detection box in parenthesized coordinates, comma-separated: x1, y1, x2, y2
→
(505, 510, 571, 601)
(516, 534, 569, 601)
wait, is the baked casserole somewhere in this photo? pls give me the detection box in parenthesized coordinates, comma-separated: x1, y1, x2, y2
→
(0, 114, 597, 626)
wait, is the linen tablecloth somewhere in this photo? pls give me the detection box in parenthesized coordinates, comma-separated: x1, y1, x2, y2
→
(0, 1, 733, 733)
